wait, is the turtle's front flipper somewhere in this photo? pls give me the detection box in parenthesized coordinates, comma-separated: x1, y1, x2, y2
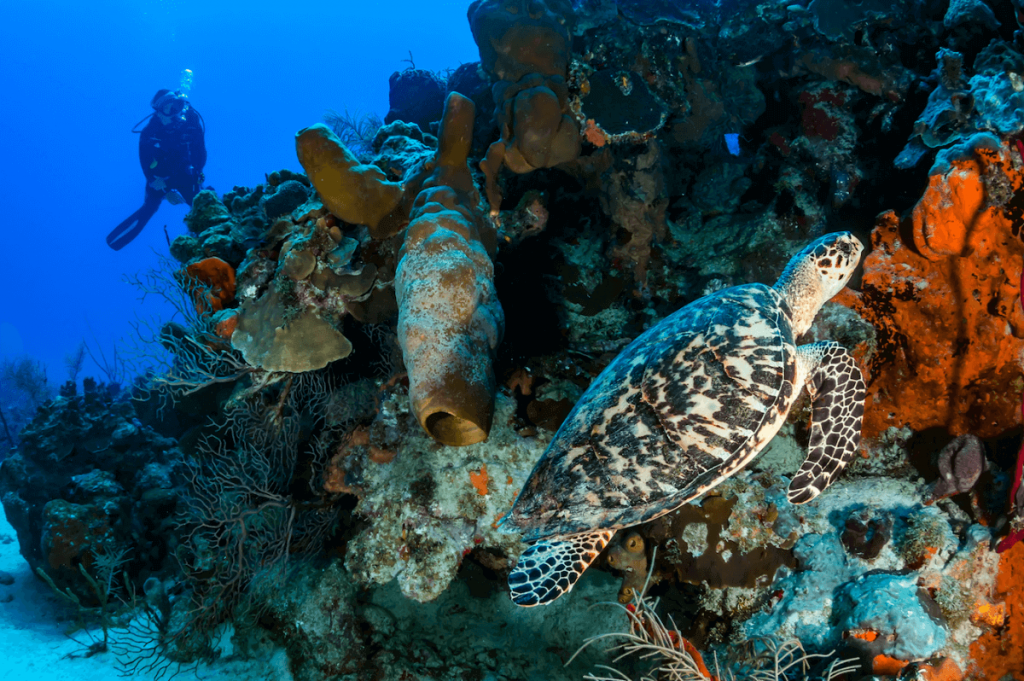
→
(508, 530, 615, 606)
(788, 341, 866, 504)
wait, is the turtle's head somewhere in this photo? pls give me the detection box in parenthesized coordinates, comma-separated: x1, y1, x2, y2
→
(774, 232, 864, 335)
(805, 231, 864, 300)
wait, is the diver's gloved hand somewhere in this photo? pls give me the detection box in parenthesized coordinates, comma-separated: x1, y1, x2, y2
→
(165, 190, 185, 206)
(149, 176, 168, 191)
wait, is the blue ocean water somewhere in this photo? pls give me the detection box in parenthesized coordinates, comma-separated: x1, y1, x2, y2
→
(0, 0, 477, 385)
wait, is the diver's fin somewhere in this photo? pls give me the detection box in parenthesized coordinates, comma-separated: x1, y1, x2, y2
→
(106, 213, 147, 250)
(107, 197, 161, 250)
(507, 529, 614, 607)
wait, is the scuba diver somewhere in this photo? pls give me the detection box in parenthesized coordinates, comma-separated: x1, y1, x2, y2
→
(107, 89, 207, 250)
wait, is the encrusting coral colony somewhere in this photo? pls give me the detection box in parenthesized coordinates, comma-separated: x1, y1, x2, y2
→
(8, 0, 1024, 679)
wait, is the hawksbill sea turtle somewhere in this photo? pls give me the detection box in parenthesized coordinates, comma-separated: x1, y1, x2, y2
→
(499, 231, 867, 606)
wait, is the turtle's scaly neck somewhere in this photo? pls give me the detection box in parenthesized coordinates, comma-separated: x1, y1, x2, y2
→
(772, 260, 825, 337)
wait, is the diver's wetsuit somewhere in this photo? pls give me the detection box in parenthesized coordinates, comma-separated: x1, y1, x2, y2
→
(107, 105, 207, 250)
(139, 106, 207, 206)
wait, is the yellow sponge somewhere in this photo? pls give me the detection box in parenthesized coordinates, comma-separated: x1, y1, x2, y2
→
(295, 124, 406, 238)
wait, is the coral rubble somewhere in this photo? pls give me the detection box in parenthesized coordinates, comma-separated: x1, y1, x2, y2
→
(340, 390, 537, 602)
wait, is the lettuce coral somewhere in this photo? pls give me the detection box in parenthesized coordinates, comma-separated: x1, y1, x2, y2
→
(231, 287, 353, 373)
(230, 205, 377, 373)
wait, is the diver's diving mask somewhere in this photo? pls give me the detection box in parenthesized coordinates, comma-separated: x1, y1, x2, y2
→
(152, 90, 188, 124)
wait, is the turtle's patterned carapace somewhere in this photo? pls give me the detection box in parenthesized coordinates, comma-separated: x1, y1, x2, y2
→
(501, 232, 867, 607)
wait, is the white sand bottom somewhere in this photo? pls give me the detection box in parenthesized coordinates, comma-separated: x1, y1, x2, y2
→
(0, 504, 293, 681)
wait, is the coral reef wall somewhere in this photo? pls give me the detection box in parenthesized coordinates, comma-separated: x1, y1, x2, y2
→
(9, 0, 1024, 678)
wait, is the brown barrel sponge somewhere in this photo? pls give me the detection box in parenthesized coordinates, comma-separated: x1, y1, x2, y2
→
(395, 93, 505, 446)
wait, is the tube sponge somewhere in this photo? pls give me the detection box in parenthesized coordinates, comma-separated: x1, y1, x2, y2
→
(295, 124, 406, 239)
(469, 0, 580, 212)
(468, 0, 575, 82)
(491, 74, 581, 174)
(395, 93, 505, 445)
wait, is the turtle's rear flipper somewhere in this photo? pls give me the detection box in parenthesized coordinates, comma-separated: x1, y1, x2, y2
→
(788, 341, 866, 504)
(508, 530, 615, 606)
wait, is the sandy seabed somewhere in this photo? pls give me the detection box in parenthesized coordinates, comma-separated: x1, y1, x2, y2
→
(0, 506, 293, 681)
